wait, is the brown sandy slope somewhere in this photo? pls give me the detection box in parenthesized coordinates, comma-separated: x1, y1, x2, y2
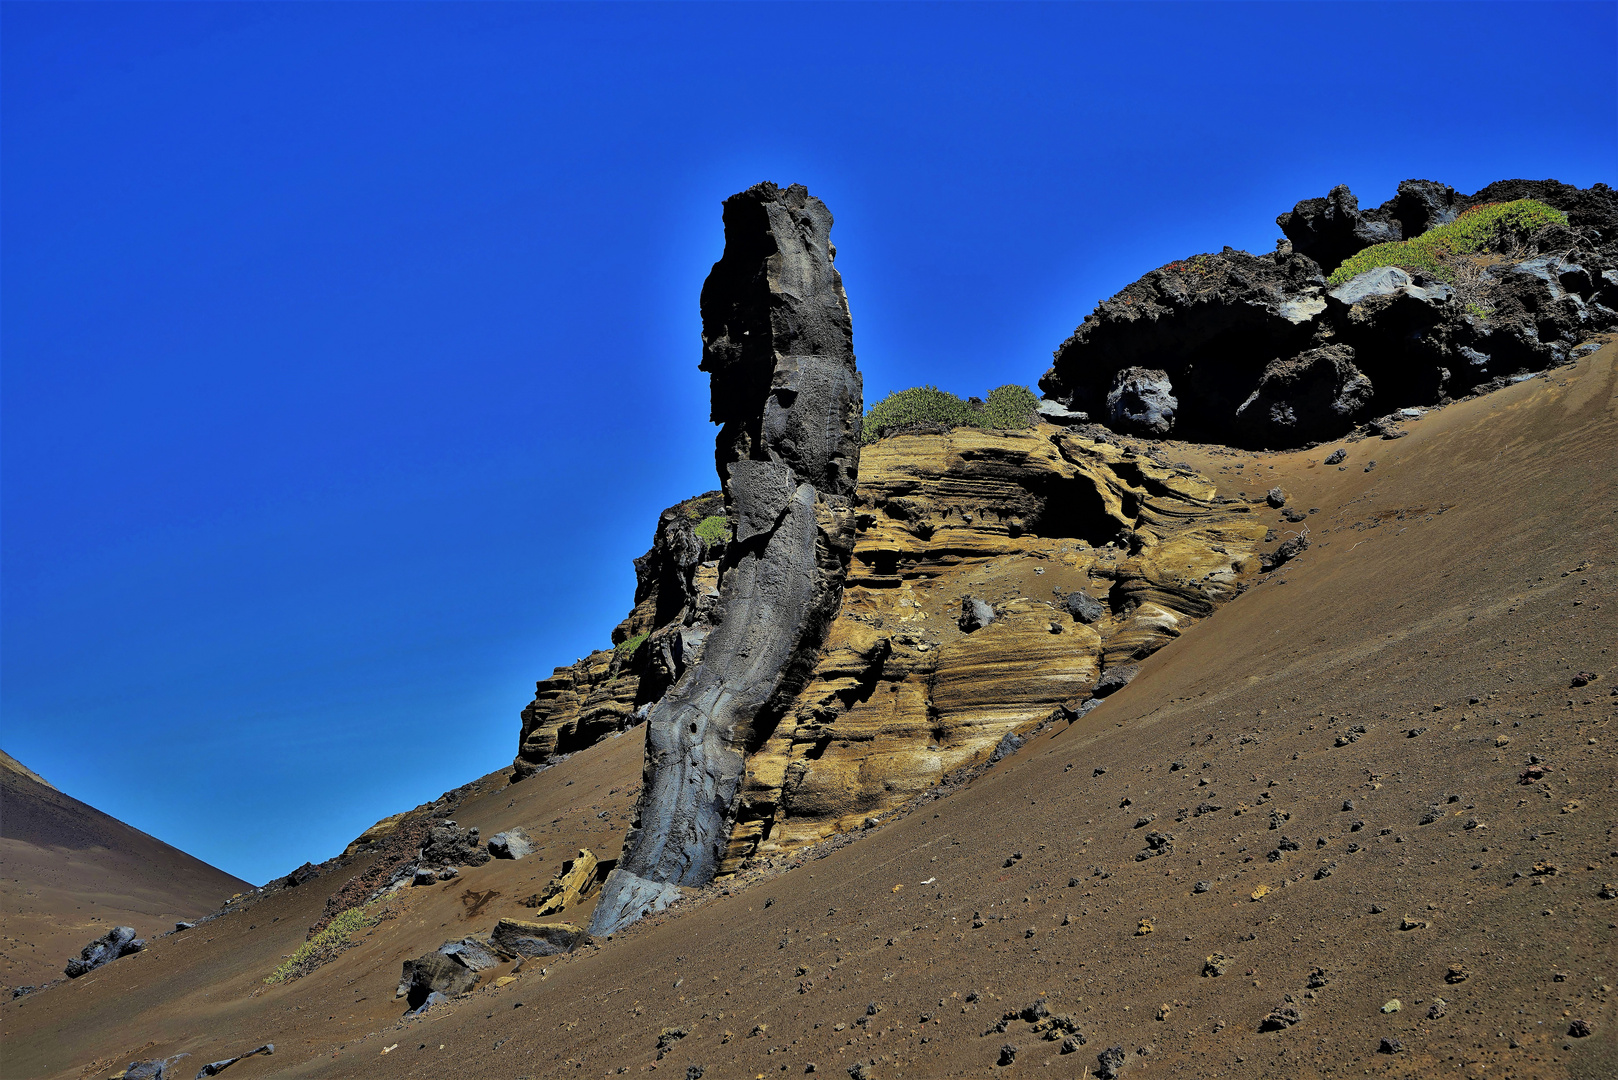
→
(5, 346, 1616, 1080)
(0, 754, 252, 992)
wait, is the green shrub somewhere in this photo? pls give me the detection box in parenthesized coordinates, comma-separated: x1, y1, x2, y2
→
(862, 384, 1040, 444)
(693, 514, 729, 544)
(614, 631, 649, 656)
(1327, 199, 1568, 286)
(981, 384, 1041, 429)
(265, 902, 384, 984)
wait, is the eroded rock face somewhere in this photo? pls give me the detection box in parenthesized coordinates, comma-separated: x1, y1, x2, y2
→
(725, 427, 1266, 862)
(1042, 178, 1618, 447)
(1234, 344, 1374, 444)
(1278, 184, 1402, 272)
(509, 423, 1267, 879)
(588, 182, 862, 935)
(511, 491, 724, 779)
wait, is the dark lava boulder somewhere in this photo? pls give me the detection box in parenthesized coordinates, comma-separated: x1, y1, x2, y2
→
(1278, 184, 1402, 271)
(1041, 178, 1618, 448)
(396, 937, 502, 1010)
(65, 925, 145, 978)
(1106, 367, 1177, 436)
(419, 820, 490, 869)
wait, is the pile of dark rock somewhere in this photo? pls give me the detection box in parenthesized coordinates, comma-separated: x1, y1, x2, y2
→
(1040, 179, 1617, 447)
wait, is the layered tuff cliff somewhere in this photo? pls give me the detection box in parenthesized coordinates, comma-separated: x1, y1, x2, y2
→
(513, 422, 1268, 885)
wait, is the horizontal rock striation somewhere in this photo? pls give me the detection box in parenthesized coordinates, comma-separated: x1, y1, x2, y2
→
(511, 423, 1266, 877)
(589, 182, 863, 935)
(728, 426, 1265, 862)
(511, 490, 725, 779)
(1041, 179, 1618, 446)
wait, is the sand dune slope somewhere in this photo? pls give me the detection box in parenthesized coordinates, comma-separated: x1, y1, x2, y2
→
(1, 756, 250, 992)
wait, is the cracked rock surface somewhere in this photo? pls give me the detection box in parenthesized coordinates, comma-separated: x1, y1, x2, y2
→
(588, 182, 862, 934)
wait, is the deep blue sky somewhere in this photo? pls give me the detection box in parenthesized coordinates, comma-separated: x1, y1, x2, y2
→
(4, 2, 1614, 885)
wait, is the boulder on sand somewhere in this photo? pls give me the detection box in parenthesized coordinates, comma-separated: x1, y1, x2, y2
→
(65, 925, 145, 978)
(490, 918, 590, 958)
(396, 937, 502, 1010)
(486, 827, 534, 860)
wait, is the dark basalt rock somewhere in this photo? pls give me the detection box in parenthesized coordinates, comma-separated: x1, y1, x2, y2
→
(1278, 184, 1403, 272)
(1234, 344, 1374, 444)
(590, 182, 861, 935)
(65, 925, 144, 978)
(958, 597, 996, 633)
(1041, 178, 1618, 448)
(396, 937, 502, 1010)
(1064, 590, 1106, 624)
(1040, 246, 1328, 441)
(418, 821, 489, 869)
(1106, 367, 1177, 436)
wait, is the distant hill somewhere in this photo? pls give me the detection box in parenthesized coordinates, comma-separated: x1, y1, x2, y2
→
(0, 751, 250, 990)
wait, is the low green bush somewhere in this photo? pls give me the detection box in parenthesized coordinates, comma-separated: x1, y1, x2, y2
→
(1327, 199, 1567, 286)
(693, 514, 729, 544)
(614, 631, 649, 656)
(265, 902, 383, 984)
(862, 384, 1040, 444)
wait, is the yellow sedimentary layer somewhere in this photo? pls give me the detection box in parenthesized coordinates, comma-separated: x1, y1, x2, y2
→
(515, 425, 1265, 869)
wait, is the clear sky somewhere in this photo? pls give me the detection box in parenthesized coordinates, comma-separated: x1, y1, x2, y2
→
(4, 2, 1614, 885)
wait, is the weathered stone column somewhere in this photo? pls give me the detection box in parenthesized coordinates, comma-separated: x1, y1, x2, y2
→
(589, 183, 862, 935)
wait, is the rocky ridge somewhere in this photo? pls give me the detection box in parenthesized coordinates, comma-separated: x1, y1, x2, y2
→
(1040, 178, 1618, 446)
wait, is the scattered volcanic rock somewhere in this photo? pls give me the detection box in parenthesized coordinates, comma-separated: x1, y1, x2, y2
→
(64, 925, 144, 978)
(589, 181, 863, 935)
(281, 862, 319, 888)
(1040, 178, 1618, 447)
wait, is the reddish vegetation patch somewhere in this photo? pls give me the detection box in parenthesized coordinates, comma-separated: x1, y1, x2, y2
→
(307, 818, 429, 937)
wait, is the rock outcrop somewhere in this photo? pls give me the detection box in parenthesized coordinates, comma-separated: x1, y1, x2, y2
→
(588, 182, 863, 935)
(1041, 178, 1618, 446)
(396, 939, 497, 1010)
(511, 491, 725, 779)
(521, 848, 598, 916)
(489, 918, 588, 958)
(511, 423, 1267, 878)
(725, 427, 1265, 861)
(64, 925, 144, 978)
(513, 184, 1284, 920)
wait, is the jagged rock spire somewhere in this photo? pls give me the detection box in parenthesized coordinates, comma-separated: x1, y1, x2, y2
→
(589, 183, 862, 935)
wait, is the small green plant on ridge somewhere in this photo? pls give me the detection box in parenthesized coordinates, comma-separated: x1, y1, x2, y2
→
(1327, 199, 1567, 286)
(862, 384, 1040, 445)
(265, 902, 385, 984)
(693, 515, 729, 544)
(614, 631, 650, 656)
